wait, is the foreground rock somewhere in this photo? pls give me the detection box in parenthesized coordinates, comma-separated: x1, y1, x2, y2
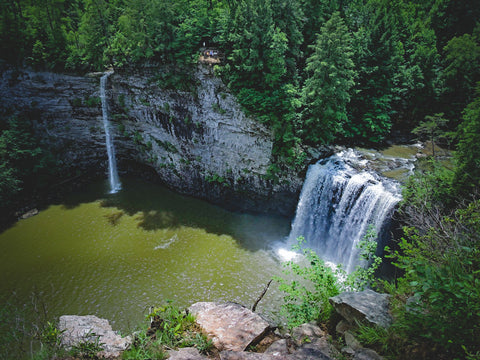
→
(330, 290, 388, 359)
(167, 347, 206, 360)
(329, 289, 392, 328)
(189, 302, 272, 352)
(59, 315, 131, 358)
(217, 322, 334, 360)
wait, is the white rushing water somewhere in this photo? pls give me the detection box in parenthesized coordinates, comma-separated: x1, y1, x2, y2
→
(100, 71, 121, 193)
(288, 149, 402, 272)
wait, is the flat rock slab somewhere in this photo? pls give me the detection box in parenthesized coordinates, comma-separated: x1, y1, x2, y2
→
(167, 347, 208, 360)
(354, 348, 384, 360)
(220, 351, 287, 359)
(329, 289, 392, 328)
(59, 315, 131, 358)
(189, 302, 271, 352)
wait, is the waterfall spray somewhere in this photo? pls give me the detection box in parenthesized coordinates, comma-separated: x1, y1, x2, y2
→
(288, 150, 401, 272)
(100, 71, 121, 194)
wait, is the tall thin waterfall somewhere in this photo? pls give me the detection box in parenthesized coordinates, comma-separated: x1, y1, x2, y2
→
(289, 150, 401, 272)
(100, 71, 121, 193)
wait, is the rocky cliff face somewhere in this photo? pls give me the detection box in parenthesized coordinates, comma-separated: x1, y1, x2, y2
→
(0, 65, 305, 215)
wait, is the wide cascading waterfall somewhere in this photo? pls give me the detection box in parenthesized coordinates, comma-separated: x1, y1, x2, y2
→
(100, 71, 121, 193)
(289, 150, 401, 272)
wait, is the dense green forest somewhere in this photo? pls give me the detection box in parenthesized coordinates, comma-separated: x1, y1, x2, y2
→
(1, 0, 480, 359)
(1, 0, 479, 154)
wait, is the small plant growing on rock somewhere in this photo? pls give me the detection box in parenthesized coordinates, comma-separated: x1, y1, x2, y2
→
(123, 302, 212, 359)
(69, 330, 104, 359)
(85, 96, 101, 108)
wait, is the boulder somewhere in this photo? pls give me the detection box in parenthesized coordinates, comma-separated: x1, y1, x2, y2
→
(189, 302, 272, 352)
(264, 339, 289, 356)
(353, 348, 384, 360)
(59, 315, 131, 359)
(167, 347, 208, 360)
(220, 351, 287, 359)
(344, 331, 362, 351)
(19, 208, 39, 219)
(335, 319, 351, 335)
(329, 289, 392, 328)
(289, 338, 333, 360)
(291, 322, 325, 346)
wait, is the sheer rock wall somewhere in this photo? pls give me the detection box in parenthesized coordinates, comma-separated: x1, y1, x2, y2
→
(1, 65, 306, 215)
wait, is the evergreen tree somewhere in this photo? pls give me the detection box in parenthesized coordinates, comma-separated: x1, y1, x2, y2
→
(455, 84, 480, 196)
(300, 12, 355, 144)
(441, 30, 480, 126)
(271, 0, 304, 84)
(76, 0, 112, 70)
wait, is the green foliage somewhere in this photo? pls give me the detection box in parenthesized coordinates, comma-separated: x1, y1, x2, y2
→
(212, 102, 226, 114)
(441, 31, 480, 122)
(154, 139, 178, 153)
(455, 85, 480, 196)
(69, 330, 105, 359)
(85, 96, 101, 108)
(0, 295, 30, 359)
(345, 226, 383, 291)
(124, 302, 212, 359)
(133, 131, 143, 144)
(277, 229, 384, 329)
(412, 113, 450, 157)
(400, 158, 455, 214)
(0, 115, 56, 208)
(300, 12, 356, 144)
(205, 173, 229, 187)
(276, 237, 341, 328)
(38, 321, 64, 349)
(386, 203, 480, 357)
(123, 330, 166, 360)
(366, 159, 480, 359)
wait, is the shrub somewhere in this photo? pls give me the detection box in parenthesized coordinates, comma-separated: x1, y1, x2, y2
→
(384, 199, 480, 358)
(123, 302, 213, 359)
(277, 231, 384, 329)
(276, 237, 341, 328)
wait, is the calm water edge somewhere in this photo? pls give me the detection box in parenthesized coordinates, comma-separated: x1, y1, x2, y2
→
(0, 177, 291, 342)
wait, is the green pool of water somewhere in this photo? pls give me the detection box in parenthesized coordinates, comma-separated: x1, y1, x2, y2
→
(0, 177, 290, 338)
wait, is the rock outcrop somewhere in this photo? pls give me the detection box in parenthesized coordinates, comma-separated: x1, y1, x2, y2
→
(59, 315, 132, 359)
(329, 290, 390, 359)
(0, 64, 310, 215)
(329, 289, 392, 328)
(188, 302, 272, 352)
(188, 302, 336, 360)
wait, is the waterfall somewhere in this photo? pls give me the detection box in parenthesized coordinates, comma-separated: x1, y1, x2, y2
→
(100, 71, 121, 194)
(288, 149, 401, 272)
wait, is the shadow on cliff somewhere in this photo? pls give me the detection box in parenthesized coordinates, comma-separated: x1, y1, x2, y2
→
(58, 175, 291, 254)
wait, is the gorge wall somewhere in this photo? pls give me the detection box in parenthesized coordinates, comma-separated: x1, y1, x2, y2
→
(0, 65, 310, 215)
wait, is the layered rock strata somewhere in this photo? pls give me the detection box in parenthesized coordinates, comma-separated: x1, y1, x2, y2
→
(0, 65, 308, 215)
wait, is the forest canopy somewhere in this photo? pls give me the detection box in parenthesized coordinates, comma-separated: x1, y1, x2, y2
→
(1, 0, 479, 155)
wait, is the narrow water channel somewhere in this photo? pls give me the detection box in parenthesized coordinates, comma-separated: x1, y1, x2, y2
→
(0, 177, 290, 337)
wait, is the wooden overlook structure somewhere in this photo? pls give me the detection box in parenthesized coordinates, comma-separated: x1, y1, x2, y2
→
(199, 47, 224, 64)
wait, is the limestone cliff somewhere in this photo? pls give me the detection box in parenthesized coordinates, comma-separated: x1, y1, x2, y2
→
(0, 65, 306, 215)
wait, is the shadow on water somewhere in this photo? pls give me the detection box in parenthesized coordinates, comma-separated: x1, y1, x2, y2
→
(58, 176, 291, 253)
